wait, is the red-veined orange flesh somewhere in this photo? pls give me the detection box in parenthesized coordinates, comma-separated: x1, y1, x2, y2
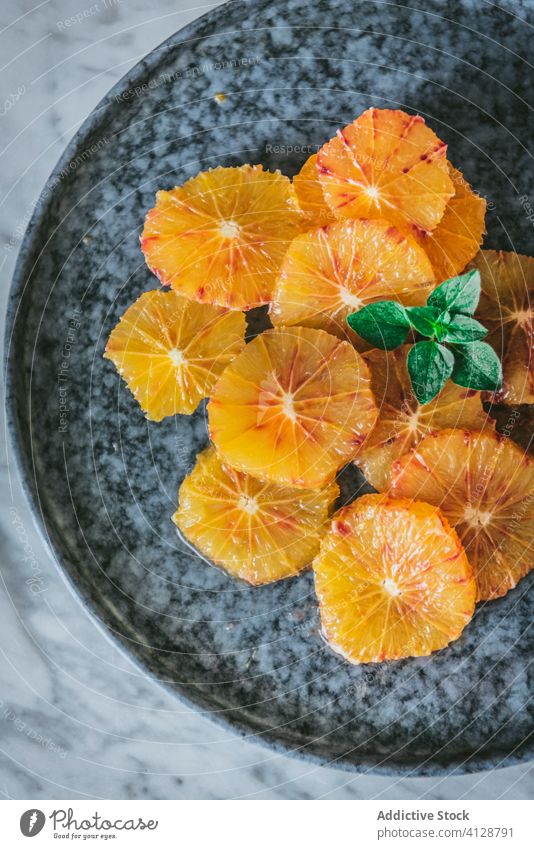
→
(270, 218, 434, 347)
(357, 347, 491, 490)
(293, 153, 337, 229)
(471, 250, 534, 404)
(141, 165, 303, 310)
(407, 165, 486, 282)
(390, 429, 534, 601)
(317, 108, 454, 232)
(208, 326, 378, 489)
(104, 289, 246, 421)
(173, 447, 339, 585)
(313, 494, 476, 663)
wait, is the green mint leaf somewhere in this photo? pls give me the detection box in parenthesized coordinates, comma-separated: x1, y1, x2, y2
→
(427, 269, 481, 315)
(442, 314, 488, 344)
(451, 341, 503, 391)
(408, 306, 448, 338)
(407, 341, 454, 405)
(434, 311, 452, 342)
(347, 301, 410, 350)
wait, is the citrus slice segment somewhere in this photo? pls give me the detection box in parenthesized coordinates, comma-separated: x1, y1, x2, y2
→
(104, 289, 246, 421)
(270, 218, 434, 347)
(313, 493, 475, 663)
(293, 153, 337, 229)
(407, 165, 486, 282)
(141, 165, 303, 310)
(173, 447, 339, 585)
(208, 326, 378, 489)
(317, 108, 454, 232)
(471, 250, 534, 404)
(357, 346, 491, 490)
(390, 429, 534, 601)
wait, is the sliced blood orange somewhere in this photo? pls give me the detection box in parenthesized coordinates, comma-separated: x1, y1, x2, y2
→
(406, 165, 486, 282)
(104, 289, 246, 421)
(141, 165, 303, 310)
(293, 153, 337, 229)
(313, 493, 475, 663)
(471, 250, 534, 404)
(390, 429, 534, 601)
(173, 447, 338, 585)
(317, 108, 454, 232)
(357, 346, 491, 490)
(270, 218, 434, 347)
(208, 326, 378, 489)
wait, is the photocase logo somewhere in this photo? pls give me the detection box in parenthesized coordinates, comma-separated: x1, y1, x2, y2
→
(20, 809, 46, 837)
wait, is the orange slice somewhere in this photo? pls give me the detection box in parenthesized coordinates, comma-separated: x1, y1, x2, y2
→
(293, 153, 337, 229)
(173, 447, 338, 585)
(406, 165, 486, 282)
(317, 108, 454, 232)
(140, 165, 303, 310)
(313, 493, 475, 663)
(208, 326, 378, 489)
(270, 218, 434, 347)
(390, 429, 534, 601)
(104, 289, 246, 421)
(357, 346, 491, 490)
(471, 250, 534, 404)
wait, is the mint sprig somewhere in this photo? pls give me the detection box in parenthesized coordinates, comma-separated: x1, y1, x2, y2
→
(347, 270, 502, 405)
(407, 341, 454, 405)
(427, 268, 481, 314)
(451, 341, 502, 390)
(347, 301, 410, 350)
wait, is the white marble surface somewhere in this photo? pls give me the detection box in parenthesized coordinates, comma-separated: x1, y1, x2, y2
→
(0, 0, 533, 800)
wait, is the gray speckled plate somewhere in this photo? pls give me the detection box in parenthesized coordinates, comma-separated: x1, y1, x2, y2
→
(6, 0, 534, 774)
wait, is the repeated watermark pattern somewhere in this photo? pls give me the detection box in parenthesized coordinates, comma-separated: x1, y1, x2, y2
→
(4, 206, 34, 254)
(114, 55, 263, 103)
(498, 406, 521, 439)
(0, 85, 26, 118)
(9, 508, 47, 597)
(49, 137, 110, 195)
(3, 137, 109, 257)
(56, 0, 123, 32)
(518, 194, 534, 226)
(265, 143, 318, 156)
(58, 309, 83, 433)
(0, 701, 68, 759)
